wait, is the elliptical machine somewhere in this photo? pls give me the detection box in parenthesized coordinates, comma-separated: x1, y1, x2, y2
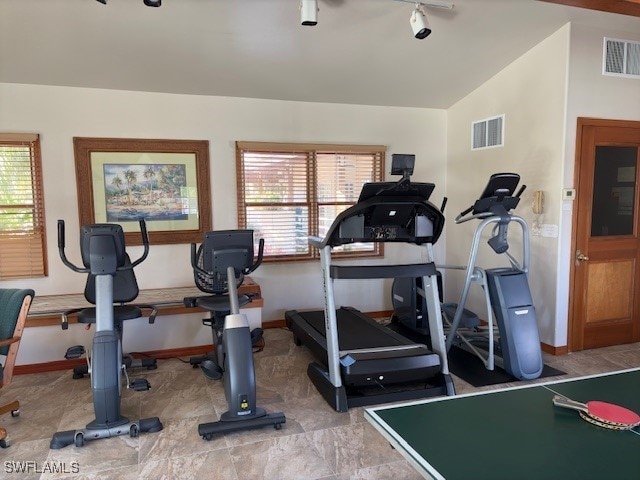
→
(51, 220, 163, 449)
(184, 230, 285, 439)
(393, 173, 543, 380)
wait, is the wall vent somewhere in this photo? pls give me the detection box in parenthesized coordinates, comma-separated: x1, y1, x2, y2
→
(603, 37, 640, 78)
(471, 114, 504, 150)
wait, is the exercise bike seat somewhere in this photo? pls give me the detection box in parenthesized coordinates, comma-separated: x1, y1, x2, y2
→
(193, 294, 251, 313)
(77, 305, 149, 324)
(72, 253, 158, 326)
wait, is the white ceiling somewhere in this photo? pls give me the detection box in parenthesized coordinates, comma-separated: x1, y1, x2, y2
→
(1, 0, 639, 109)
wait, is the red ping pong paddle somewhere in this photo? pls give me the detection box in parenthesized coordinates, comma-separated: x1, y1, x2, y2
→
(552, 395, 640, 430)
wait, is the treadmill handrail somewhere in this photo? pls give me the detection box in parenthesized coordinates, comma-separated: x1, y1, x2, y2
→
(340, 344, 430, 356)
(330, 263, 437, 280)
(309, 235, 323, 249)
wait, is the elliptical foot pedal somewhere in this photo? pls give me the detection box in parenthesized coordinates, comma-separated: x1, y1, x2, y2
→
(129, 378, 151, 391)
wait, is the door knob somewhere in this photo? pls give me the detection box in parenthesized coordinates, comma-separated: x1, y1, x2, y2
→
(575, 249, 589, 266)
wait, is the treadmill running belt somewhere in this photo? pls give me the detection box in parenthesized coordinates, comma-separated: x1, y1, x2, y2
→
(304, 308, 409, 351)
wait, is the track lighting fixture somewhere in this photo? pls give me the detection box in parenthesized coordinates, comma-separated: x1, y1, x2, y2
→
(394, 0, 454, 39)
(300, 0, 318, 26)
(410, 5, 431, 39)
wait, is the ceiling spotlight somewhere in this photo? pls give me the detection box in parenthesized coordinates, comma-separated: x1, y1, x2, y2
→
(410, 5, 431, 39)
(300, 0, 318, 26)
(144, 0, 161, 6)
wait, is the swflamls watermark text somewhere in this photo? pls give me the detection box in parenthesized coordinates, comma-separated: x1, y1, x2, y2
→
(4, 461, 80, 474)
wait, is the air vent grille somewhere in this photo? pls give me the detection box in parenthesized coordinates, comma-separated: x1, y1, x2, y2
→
(603, 37, 640, 78)
(471, 114, 504, 150)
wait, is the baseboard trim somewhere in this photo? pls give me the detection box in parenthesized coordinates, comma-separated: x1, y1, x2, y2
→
(263, 319, 287, 329)
(14, 309, 391, 376)
(541, 343, 569, 356)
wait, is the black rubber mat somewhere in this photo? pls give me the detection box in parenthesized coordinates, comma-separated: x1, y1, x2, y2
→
(448, 345, 565, 387)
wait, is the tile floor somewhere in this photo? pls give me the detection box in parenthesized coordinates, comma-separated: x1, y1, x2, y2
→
(1, 328, 639, 479)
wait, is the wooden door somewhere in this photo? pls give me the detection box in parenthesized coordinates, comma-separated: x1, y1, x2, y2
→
(570, 118, 640, 351)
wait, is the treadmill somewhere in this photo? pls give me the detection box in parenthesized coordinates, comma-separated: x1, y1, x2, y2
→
(285, 154, 456, 412)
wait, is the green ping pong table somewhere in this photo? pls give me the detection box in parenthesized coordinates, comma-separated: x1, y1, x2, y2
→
(365, 367, 640, 480)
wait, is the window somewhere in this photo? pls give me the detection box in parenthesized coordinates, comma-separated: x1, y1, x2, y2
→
(0, 133, 47, 279)
(236, 142, 385, 261)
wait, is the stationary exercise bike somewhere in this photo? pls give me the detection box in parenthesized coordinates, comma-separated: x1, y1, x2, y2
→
(50, 220, 163, 449)
(184, 230, 285, 439)
(62, 249, 159, 381)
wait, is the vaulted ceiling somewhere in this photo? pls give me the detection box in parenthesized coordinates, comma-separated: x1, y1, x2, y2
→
(0, 0, 638, 109)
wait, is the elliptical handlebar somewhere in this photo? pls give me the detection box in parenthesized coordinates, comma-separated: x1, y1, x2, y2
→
(58, 219, 150, 273)
(456, 206, 475, 223)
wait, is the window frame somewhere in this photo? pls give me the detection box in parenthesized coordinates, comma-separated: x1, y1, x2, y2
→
(0, 133, 48, 279)
(236, 141, 386, 262)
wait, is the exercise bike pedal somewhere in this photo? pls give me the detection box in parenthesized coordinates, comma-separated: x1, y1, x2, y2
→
(129, 378, 151, 391)
(250, 327, 264, 346)
(200, 359, 223, 380)
(64, 345, 86, 360)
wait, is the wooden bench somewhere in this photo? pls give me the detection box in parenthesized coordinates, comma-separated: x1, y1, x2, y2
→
(26, 277, 263, 328)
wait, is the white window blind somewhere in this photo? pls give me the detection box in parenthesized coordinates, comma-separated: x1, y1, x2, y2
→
(236, 142, 385, 261)
(0, 133, 48, 279)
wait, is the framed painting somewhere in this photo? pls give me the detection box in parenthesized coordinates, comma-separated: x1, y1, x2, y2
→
(73, 137, 211, 246)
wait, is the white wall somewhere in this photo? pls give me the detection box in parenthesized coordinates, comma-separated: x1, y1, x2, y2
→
(9, 20, 636, 365)
(0, 83, 447, 364)
(556, 22, 640, 346)
(445, 24, 571, 346)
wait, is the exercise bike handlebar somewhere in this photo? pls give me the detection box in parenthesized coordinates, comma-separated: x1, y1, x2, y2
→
(129, 219, 150, 269)
(245, 238, 264, 274)
(440, 197, 448, 214)
(58, 219, 87, 273)
(57, 219, 149, 273)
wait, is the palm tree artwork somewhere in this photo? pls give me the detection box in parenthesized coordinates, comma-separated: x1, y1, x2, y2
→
(102, 163, 190, 222)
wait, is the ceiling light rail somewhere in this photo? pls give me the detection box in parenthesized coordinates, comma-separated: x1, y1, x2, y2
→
(393, 0, 455, 10)
(95, 0, 162, 6)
